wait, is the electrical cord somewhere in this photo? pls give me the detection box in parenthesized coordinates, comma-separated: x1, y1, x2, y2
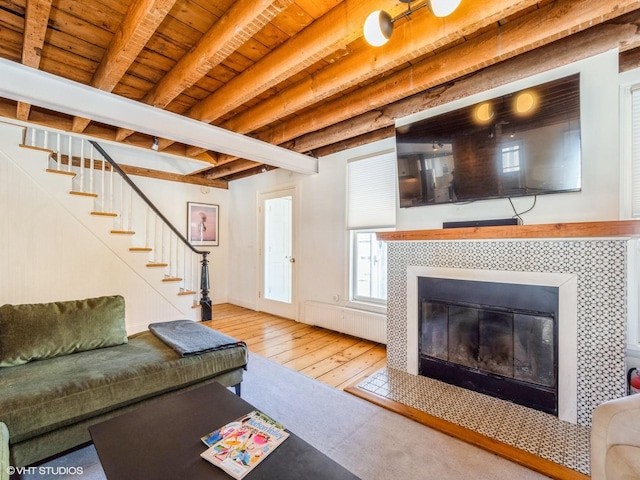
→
(508, 195, 537, 225)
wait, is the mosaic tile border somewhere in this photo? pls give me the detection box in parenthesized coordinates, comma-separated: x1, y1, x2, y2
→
(357, 367, 591, 475)
(385, 239, 628, 427)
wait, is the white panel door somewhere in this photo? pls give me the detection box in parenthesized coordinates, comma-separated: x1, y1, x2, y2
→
(259, 188, 296, 319)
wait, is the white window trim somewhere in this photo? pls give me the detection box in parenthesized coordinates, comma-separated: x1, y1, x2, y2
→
(345, 147, 397, 313)
(347, 228, 393, 313)
(619, 68, 640, 353)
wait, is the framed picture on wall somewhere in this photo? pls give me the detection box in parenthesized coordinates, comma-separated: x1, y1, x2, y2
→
(187, 202, 219, 246)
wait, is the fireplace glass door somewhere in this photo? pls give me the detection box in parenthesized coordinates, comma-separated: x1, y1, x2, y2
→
(420, 299, 557, 414)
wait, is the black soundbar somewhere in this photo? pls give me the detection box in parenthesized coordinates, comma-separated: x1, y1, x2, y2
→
(443, 218, 519, 229)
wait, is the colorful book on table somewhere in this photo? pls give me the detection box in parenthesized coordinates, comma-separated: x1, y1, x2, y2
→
(200, 410, 289, 479)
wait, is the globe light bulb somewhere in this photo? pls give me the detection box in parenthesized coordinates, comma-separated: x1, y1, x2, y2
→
(363, 10, 393, 47)
(428, 0, 462, 18)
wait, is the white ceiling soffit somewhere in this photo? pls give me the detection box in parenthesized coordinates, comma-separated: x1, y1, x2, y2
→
(0, 59, 318, 175)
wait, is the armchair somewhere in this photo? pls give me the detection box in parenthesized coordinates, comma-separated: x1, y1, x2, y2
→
(1, 422, 8, 480)
(591, 394, 640, 480)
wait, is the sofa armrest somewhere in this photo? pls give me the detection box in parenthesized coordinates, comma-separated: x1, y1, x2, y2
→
(1, 422, 9, 480)
(591, 394, 640, 480)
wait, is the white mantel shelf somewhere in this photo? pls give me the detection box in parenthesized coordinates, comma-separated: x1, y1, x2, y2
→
(377, 220, 640, 242)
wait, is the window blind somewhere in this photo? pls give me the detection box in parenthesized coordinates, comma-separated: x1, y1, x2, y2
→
(632, 87, 640, 217)
(347, 152, 397, 229)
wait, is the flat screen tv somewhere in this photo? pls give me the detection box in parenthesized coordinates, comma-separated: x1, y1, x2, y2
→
(395, 74, 581, 208)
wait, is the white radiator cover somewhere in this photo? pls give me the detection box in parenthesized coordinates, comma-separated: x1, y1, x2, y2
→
(302, 301, 387, 344)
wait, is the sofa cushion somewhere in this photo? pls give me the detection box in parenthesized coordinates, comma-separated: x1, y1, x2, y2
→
(0, 330, 248, 443)
(0, 296, 127, 367)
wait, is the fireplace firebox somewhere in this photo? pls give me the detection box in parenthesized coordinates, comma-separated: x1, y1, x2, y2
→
(418, 277, 559, 415)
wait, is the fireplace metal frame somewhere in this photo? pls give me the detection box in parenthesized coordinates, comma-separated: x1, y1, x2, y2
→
(418, 277, 559, 415)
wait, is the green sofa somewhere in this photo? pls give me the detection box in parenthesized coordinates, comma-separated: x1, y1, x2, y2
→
(0, 296, 248, 468)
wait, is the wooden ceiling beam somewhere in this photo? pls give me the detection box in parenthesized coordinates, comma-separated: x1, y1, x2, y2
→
(169, 0, 407, 157)
(71, 0, 178, 133)
(122, 165, 228, 189)
(203, 3, 640, 178)
(186, 0, 403, 125)
(116, 0, 295, 143)
(216, 0, 543, 140)
(230, 0, 640, 156)
(204, 159, 262, 180)
(301, 14, 640, 157)
(17, 0, 53, 121)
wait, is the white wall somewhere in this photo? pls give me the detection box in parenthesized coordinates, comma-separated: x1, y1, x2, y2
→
(0, 122, 230, 333)
(131, 176, 230, 304)
(227, 166, 348, 314)
(0, 50, 625, 333)
(228, 50, 624, 319)
(228, 137, 393, 317)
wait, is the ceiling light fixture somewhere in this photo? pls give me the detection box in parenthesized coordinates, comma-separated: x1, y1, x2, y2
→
(364, 0, 462, 47)
(151, 137, 159, 151)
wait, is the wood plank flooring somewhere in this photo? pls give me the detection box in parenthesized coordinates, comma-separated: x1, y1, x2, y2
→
(203, 303, 387, 390)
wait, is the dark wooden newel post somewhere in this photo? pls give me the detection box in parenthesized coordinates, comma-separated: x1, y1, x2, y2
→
(200, 252, 212, 321)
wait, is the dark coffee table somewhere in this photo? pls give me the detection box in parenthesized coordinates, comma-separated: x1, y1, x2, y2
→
(89, 382, 360, 480)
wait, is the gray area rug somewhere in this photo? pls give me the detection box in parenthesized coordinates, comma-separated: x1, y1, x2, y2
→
(21, 353, 549, 479)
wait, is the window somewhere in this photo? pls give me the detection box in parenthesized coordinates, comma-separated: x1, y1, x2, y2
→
(501, 142, 521, 173)
(351, 230, 388, 304)
(347, 152, 396, 305)
(630, 85, 640, 218)
(621, 74, 640, 352)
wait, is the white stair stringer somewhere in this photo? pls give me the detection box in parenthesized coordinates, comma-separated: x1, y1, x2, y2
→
(0, 123, 198, 331)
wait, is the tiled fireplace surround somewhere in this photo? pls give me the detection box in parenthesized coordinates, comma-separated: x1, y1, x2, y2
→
(385, 238, 628, 428)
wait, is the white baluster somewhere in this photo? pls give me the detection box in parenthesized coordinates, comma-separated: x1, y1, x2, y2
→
(154, 215, 159, 263)
(169, 233, 174, 278)
(109, 164, 114, 214)
(119, 176, 124, 229)
(67, 136, 72, 173)
(79, 140, 85, 192)
(100, 153, 106, 212)
(183, 244, 188, 291)
(30, 128, 36, 147)
(128, 185, 133, 232)
(161, 222, 165, 264)
(89, 144, 94, 194)
(146, 205, 150, 248)
(43, 130, 48, 150)
(56, 133, 61, 170)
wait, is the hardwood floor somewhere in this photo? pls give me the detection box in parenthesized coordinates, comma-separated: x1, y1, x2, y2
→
(203, 303, 387, 390)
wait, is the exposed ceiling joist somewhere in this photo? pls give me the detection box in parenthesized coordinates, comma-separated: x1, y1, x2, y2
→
(1, 0, 640, 184)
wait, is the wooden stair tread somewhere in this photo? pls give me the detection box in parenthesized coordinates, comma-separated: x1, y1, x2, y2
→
(21, 144, 54, 154)
(178, 290, 197, 296)
(91, 211, 118, 217)
(70, 191, 98, 198)
(146, 263, 168, 267)
(46, 168, 76, 177)
(130, 247, 152, 252)
(111, 230, 135, 235)
(162, 277, 182, 282)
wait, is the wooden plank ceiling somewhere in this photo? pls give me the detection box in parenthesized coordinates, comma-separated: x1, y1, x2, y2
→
(1, 0, 640, 188)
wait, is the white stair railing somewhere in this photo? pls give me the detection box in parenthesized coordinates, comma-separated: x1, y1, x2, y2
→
(22, 126, 210, 317)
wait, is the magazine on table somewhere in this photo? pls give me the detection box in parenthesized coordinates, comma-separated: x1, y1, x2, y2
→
(200, 410, 289, 479)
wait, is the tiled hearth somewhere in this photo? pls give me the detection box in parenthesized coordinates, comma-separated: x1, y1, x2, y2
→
(351, 367, 591, 476)
(385, 238, 628, 427)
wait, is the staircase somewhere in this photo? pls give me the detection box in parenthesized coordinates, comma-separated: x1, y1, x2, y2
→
(6, 124, 212, 326)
